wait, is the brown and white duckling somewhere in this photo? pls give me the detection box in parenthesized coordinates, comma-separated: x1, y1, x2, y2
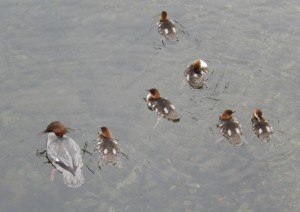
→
(97, 127, 120, 166)
(217, 110, 244, 146)
(157, 11, 179, 44)
(39, 121, 84, 188)
(251, 108, 273, 141)
(145, 88, 180, 127)
(184, 59, 208, 89)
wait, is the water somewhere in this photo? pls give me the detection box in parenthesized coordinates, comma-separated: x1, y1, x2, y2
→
(0, 0, 299, 211)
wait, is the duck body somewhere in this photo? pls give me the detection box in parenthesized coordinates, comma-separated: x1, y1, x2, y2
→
(146, 88, 180, 122)
(217, 110, 243, 145)
(97, 127, 119, 165)
(184, 59, 208, 89)
(40, 121, 84, 188)
(47, 132, 84, 187)
(157, 11, 178, 42)
(251, 109, 273, 141)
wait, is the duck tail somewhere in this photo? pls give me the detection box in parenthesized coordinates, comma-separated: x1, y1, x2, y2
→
(62, 168, 84, 188)
(229, 134, 244, 146)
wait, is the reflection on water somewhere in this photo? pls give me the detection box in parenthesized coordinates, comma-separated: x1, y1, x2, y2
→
(0, 0, 299, 211)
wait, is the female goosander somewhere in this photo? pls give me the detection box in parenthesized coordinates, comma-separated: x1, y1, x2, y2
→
(184, 59, 208, 89)
(145, 88, 180, 127)
(97, 127, 120, 166)
(157, 11, 178, 44)
(251, 108, 273, 141)
(39, 121, 84, 188)
(217, 110, 244, 145)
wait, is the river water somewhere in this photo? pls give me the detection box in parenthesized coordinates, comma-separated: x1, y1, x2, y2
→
(0, 0, 299, 211)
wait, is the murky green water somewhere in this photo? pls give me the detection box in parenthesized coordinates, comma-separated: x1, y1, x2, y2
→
(0, 0, 299, 211)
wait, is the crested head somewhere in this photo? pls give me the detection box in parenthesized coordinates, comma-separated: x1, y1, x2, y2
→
(253, 108, 263, 121)
(192, 60, 201, 70)
(160, 11, 168, 21)
(99, 126, 113, 139)
(40, 121, 68, 137)
(193, 59, 208, 68)
(147, 88, 161, 99)
(192, 59, 208, 71)
(220, 109, 235, 121)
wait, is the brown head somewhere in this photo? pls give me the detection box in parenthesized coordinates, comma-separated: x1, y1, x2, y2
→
(193, 59, 208, 69)
(192, 60, 201, 70)
(160, 11, 168, 21)
(147, 88, 161, 100)
(220, 109, 235, 121)
(99, 126, 113, 139)
(253, 108, 263, 122)
(39, 121, 68, 137)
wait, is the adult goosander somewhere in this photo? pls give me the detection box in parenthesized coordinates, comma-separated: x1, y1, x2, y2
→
(39, 121, 84, 188)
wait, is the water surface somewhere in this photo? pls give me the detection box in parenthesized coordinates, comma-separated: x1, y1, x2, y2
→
(0, 0, 299, 211)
